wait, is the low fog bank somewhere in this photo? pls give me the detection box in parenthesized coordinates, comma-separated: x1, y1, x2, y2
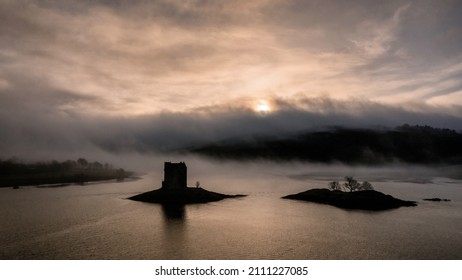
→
(119, 155, 462, 189)
(286, 163, 462, 183)
(1, 149, 461, 191)
(1, 97, 462, 164)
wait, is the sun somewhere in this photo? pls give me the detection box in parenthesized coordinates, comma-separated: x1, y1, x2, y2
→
(255, 100, 271, 113)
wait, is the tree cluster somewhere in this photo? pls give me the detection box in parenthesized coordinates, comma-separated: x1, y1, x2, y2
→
(193, 125, 462, 164)
(0, 158, 116, 177)
(328, 176, 374, 192)
(0, 157, 132, 187)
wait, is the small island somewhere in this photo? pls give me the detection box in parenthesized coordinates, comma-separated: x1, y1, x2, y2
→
(423, 198, 451, 202)
(129, 162, 245, 204)
(283, 177, 417, 211)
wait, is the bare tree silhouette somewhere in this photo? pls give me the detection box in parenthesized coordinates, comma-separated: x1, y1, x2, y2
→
(328, 181, 341, 191)
(344, 176, 361, 192)
(359, 181, 374, 191)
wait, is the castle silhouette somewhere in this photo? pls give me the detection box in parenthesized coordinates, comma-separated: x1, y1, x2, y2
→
(162, 162, 187, 190)
(129, 161, 244, 204)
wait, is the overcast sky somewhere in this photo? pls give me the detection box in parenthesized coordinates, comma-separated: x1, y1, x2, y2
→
(1, 0, 462, 160)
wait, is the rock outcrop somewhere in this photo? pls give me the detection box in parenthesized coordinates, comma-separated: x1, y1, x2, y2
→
(282, 188, 417, 210)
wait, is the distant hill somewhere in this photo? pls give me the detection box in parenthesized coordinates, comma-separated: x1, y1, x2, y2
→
(189, 125, 462, 164)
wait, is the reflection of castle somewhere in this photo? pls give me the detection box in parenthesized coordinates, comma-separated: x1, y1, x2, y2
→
(162, 162, 187, 190)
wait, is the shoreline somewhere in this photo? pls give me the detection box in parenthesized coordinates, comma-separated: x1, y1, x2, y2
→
(129, 186, 246, 204)
(3, 175, 140, 189)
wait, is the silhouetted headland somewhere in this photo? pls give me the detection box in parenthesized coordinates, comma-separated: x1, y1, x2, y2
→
(0, 158, 133, 188)
(129, 162, 245, 204)
(283, 189, 417, 210)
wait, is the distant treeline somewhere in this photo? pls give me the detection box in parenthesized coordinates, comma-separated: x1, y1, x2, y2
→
(0, 158, 133, 187)
(191, 124, 462, 165)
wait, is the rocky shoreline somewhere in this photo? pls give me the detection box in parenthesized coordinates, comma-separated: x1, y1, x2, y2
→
(129, 187, 246, 204)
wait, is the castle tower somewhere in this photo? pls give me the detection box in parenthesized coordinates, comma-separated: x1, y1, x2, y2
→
(162, 162, 187, 190)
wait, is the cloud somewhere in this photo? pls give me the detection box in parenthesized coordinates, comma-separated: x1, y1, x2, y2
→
(1, 0, 462, 116)
(351, 4, 410, 57)
(1, 0, 462, 163)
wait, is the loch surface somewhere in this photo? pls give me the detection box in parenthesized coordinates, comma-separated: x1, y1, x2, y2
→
(1, 160, 461, 259)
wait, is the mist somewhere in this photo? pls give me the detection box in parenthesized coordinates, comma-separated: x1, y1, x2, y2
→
(1, 96, 462, 168)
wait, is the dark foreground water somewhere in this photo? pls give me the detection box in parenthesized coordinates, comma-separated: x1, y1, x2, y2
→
(1, 160, 461, 259)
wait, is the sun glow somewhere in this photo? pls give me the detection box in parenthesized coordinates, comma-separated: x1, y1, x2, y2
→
(255, 100, 271, 113)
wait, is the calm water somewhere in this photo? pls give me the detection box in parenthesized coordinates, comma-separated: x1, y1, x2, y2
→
(1, 159, 461, 259)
